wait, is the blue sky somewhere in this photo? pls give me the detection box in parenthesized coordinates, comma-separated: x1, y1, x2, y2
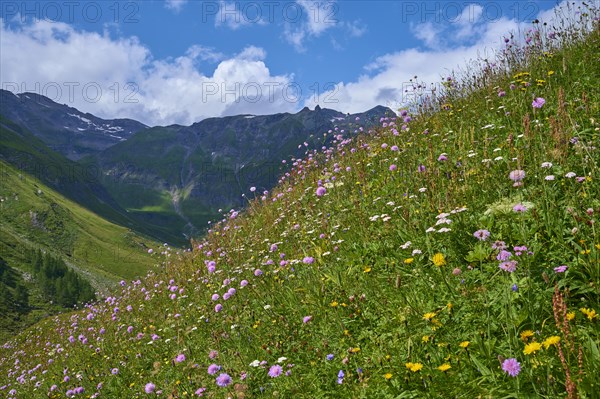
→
(1, 0, 564, 126)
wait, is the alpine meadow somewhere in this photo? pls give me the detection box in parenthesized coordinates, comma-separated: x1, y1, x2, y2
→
(1, 2, 599, 399)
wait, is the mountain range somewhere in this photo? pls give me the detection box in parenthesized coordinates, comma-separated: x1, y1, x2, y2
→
(1, 88, 394, 244)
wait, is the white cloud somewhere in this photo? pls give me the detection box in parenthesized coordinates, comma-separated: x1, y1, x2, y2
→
(0, 19, 298, 126)
(215, 1, 265, 30)
(284, 0, 340, 52)
(165, 0, 188, 13)
(305, 0, 582, 114)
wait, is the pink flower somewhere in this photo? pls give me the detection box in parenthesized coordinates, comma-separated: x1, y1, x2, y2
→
(554, 265, 568, 273)
(502, 358, 521, 377)
(316, 186, 327, 197)
(268, 364, 283, 378)
(303, 315, 313, 323)
(532, 97, 546, 108)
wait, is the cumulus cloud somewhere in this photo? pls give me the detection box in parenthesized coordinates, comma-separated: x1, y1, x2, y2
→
(0, 19, 298, 126)
(305, 0, 581, 114)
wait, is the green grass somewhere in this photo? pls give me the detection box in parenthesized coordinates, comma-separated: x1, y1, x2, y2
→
(0, 5, 598, 398)
(0, 160, 160, 339)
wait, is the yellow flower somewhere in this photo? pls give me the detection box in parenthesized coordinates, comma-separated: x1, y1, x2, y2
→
(422, 335, 430, 343)
(520, 330, 535, 341)
(432, 253, 446, 267)
(548, 70, 555, 76)
(423, 312, 437, 321)
(447, 302, 453, 311)
(567, 312, 575, 321)
(330, 301, 338, 307)
(459, 341, 470, 348)
(437, 363, 451, 372)
(580, 308, 598, 321)
(523, 342, 542, 355)
(384, 373, 393, 380)
(350, 347, 360, 353)
(404, 258, 414, 264)
(405, 362, 423, 372)
(363, 266, 372, 273)
(543, 336, 561, 349)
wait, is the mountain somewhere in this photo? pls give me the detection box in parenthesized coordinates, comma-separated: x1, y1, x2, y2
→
(89, 105, 394, 239)
(0, 117, 185, 245)
(0, 89, 147, 160)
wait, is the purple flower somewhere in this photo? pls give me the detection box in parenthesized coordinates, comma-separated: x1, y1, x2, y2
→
(303, 257, 314, 264)
(111, 368, 119, 375)
(389, 164, 397, 171)
(513, 204, 528, 213)
(175, 354, 186, 363)
(337, 370, 345, 384)
(303, 315, 313, 323)
(512, 284, 518, 292)
(316, 186, 327, 197)
(554, 265, 568, 273)
(499, 260, 518, 272)
(240, 280, 248, 287)
(473, 229, 491, 241)
(501, 358, 521, 377)
(497, 250, 512, 261)
(254, 269, 263, 276)
(532, 97, 546, 108)
(268, 364, 283, 378)
(145, 382, 156, 393)
(509, 170, 526, 182)
(326, 354, 334, 361)
(214, 304, 223, 313)
(498, 90, 506, 97)
(418, 164, 426, 173)
(438, 154, 448, 162)
(195, 387, 206, 396)
(215, 373, 232, 387)
(207, 364, 221, 375)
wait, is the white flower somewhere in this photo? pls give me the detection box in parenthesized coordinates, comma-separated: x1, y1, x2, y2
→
(494, 156, 503, 161)
(426, 227, 436, 233)
(277, 357, 288, 363)
(545, 175, 555, 181)
(412, 249, 422, 255)
(400, 241, 412, 249)
(264, 305, 271, 310)
(541, 162, 553, 168)
(565, 172, 576, 178)
(437, 227, 452, 233)
(419, 187, 427, 192)
(249, 360, 261, 367)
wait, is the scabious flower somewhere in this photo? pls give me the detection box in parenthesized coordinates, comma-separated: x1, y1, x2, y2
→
(497, 250, 512, 261)
(438, 154, 448, 162)
(145, 383, 156, 393)
(499, 260, 518, 272)
(473, 229, 491, 241)
(502, 358, 521, 377)
(389, 164, 397, 171)
(303, 257, 314, 264)
(208, 364, 221, 375)
(326, 354, 334, 361)
(268, 365, 283, 378)
(554, 265, 568, 273)
(316, 186, 327, 197)
(174, 354, 186, 363)
(303, 315, 313, 323)
(513, 203, 528, 212)
(532, 97, 546, 108)
(254, 269, 263, 276)
(215, 373, 232, 387)
(509, 170, 526, 182)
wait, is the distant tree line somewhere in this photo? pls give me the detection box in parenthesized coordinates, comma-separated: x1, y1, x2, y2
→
(0, 257, 30, 312)
(31, 250, 95, 307)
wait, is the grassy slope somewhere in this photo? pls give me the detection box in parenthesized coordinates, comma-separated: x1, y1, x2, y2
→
(1, 6, 598, 399)
(0, 160, 159, 339)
